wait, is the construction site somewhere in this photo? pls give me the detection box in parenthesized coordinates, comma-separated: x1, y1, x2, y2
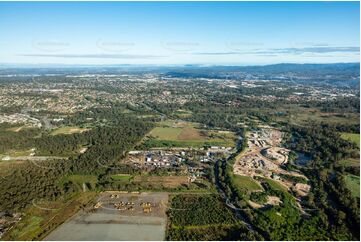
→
(94, 191, 168, 217)
(45, 192, 168, 241)
(233, 127, 311, 198)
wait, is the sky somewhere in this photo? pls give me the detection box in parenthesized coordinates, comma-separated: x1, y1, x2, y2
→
(0, 1, 359, 65)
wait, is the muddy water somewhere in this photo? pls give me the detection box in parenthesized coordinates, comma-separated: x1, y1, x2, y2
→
(294, 152, 312, 166)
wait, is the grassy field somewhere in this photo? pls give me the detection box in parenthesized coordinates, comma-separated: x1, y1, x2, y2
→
(3, 192, 97, 241)
(138, 114, 159, 118)
(149, 127, 183, 140)
(13, 216, 43, 239)
(111, 174, 133, 181)
(144, 139, 233, 148)
(129, 175, 212, 192)
(157, 120, 199, 128)
(344, 174, 360, 198)
(51, 126, 90, 136)
(174, 109, 193, 118)
(232, 175, 263, 193)
(340, 132, 360, 148)
(133, 175, 189, 188)
(144, 120, 236, 148)
(260, 177, 288, 192)
(338, 158, 360, 167)
(0, 148, 35, 157)
(59, 175, 98, 189)
(269, 105, 360, 126)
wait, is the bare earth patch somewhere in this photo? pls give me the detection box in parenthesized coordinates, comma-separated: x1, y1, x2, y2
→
(293, 183, 311, 197)
(266, 196, 282, 206)
(248, 200, 263, 209)
(79, 147, 88, 154)
(178, 127, 204, 140)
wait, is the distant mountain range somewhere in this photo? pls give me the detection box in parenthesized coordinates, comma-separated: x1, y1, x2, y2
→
(165, 63, 360, 88)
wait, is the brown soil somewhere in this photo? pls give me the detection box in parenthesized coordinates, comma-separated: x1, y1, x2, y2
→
(178, 127, 204, 140)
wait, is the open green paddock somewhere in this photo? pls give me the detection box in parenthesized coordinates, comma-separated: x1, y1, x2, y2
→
(344, 174, 360, 198)
(232, 175, 263, 193)
(340, 132, 360, 148)
(143, 120, 236, 148)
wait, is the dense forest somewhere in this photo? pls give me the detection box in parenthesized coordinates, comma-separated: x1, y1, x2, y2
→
(0, 108, 152, 211)
(214, 122, 359, 240)
(166, 194, 260, 241)
(288, 124, 360, 240)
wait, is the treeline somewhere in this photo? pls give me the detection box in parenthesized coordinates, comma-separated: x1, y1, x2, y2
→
(328, 122, 359, 134)
(313, 97, 360, 113)
(57, 104, 155, 127)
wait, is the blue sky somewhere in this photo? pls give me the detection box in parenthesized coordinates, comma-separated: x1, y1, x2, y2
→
(0, 1, 359, 65)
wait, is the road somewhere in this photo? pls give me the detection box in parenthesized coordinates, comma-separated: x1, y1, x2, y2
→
(141, 102, 256, 230)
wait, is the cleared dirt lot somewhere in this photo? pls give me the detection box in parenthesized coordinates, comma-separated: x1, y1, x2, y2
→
(45, 192, 168, 241)
(231, 127, 315, 216)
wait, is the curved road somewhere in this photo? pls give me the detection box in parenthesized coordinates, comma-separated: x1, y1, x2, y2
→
(140, 101, 256, 231)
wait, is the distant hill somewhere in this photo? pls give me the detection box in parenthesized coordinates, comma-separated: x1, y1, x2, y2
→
(165, 63, 360, 88)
